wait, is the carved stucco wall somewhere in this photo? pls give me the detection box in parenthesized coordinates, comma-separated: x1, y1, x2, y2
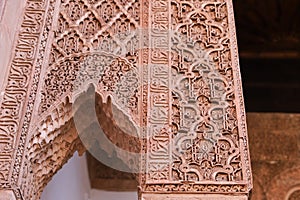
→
(0, 0, 252, 199)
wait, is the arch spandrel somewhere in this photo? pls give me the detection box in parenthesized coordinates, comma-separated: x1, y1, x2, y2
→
(0, 0, 252, 199)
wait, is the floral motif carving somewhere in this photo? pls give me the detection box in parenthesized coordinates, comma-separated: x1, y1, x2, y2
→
(40, 0, 141, 114)
(139, 0, 252, 195)
(0, 0, 252, 198)
(169, 0, 242, 184)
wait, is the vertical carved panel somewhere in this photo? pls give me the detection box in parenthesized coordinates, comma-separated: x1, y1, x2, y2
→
(139, 0, 252, 198)
(0, 0, 48, 191)
(145, 0, 171, 184)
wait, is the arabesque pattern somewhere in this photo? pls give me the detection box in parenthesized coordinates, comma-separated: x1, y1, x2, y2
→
(0, 0, 252, 199)
(140, 0, 251, 195)
(40, 0, 141, 114)
(170, 0, 243, 183)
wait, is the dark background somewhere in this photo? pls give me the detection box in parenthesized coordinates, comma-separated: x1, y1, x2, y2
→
(233, 0, 300, 113)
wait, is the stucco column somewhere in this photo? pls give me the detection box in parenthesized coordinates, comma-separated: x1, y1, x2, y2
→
(138, 0, 252, 198)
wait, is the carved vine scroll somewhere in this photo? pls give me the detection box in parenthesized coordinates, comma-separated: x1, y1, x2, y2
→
(139, 0, 252, 197)
(0, 0, 252, 199)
